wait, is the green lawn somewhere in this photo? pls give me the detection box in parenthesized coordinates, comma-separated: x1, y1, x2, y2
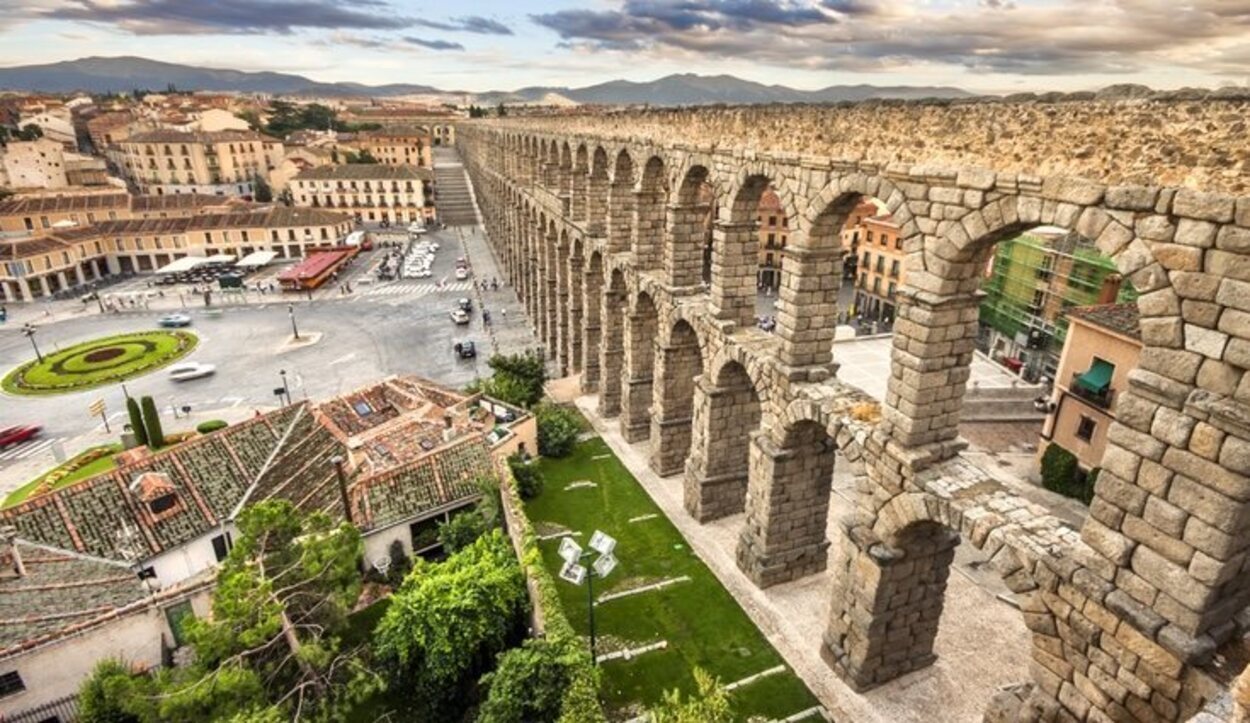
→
(3, 444, 124, 508)
(526, 437, 822, 722)
(2, 330, 197, 396)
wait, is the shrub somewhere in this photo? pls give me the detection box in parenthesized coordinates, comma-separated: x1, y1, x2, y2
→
(438, 509, 488, 553)
(478, 638, 582, 723)
(196, 420, 228, 434)
(649, 668, 733, 723)
(1040, 443, 1095, 504)
(508, 455, 543, 499)
(386, 539, 412, 586)
(126, 397, 147, 447)
(78, 659, 144, 723)
(140, 396, 164, 448)
(536, 403, 581, 458)
(481, 351, 547, 408)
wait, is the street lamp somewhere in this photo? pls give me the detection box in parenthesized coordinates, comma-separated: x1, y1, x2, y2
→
(279, 369, 291, 406)
(288, 303, 300, 341)
(558, 530, 619, 665)
(21, 323, 43, 364)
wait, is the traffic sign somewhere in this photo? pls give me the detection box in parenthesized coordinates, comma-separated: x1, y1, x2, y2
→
(88, 399, 106, 416)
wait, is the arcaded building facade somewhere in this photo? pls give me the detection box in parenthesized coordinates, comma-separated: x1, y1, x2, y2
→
(455, 98, 1250, 722)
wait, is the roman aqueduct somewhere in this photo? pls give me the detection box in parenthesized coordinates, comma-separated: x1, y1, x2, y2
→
(457, 98, 1250, 722)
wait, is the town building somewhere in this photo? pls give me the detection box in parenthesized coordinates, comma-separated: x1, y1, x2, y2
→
(853, 213, 905, 323)
(351, 127, 433, 167)
(0, 205, 352, 301)
(0, 138, 114, 191)
(977, 226, 1133, 382)
(0, 376, 533, 717)
(1038, 303, 1142, 475)
(0, 190, 236, 237)
(291, 164, 435, 225)
(339, 107, 457, 145)
(756, 188, 788, 292)
(838, 199, 880, 281)
(116, 129, 284, 197)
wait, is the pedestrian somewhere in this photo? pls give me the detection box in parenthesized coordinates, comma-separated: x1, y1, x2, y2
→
(501, 307, 507, 320)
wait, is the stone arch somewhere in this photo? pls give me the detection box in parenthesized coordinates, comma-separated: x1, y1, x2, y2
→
(622, 290, 660, 443)
(568, 235, 585, 374)
(684, 353, 765, 522)
(712, 166, 797, 328)
(634, 155, 668, 271)
(649, 318, 707, 477)
(572, 144, 590, 223)
(581, 249, 605, 393)
(607, 149, 637, 254)
(597, 267, 628, 418)
(587, 146, 610, 237)
(555, 228, 572, 374)
(736, 417, 837, 587)
(666, 161, 719, 290)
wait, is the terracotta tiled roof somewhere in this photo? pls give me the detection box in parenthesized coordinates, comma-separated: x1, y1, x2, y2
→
(125, 129, 274, 145)
(354, 436, 492, 531)
(0, 192, 131, 216)
(1066, 303, 1141, 341)
(293, 164, 433, 182)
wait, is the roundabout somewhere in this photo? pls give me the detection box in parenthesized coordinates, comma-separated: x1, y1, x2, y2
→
(2, 331, 199, 396)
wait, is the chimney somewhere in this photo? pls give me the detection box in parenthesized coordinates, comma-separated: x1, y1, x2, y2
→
(443, 414, 457, 443)
(1097, 274, 1123, 305)
(0, 526, 25, 579)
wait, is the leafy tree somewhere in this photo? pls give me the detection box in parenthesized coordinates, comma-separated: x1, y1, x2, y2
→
(497, 103, 508, 117)
(347, 149, 379, 164)
(479, 351, 547, 408)
(437, 509, 488, 553)
(478, 638, 582, 723)
(17, 123, 43, 141)
(126, 396, 148, 447)
(139, 396, 163, 448)
(78, 659, 143, 723)
(385, 538, 412, 586)
(649, 668, 733, 723)
(373, 531, 527, 719)
(252, 175, 273, 202)
(535, 403, 582, 458)
(508, 454, 543, 499)
(186, 500, 380, 721)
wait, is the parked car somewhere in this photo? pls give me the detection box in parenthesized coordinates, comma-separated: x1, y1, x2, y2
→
(158, 313, 193, 328)
(457, 297, 473, 312)
(455, 267, 471, 281)
(450, 308, 471, 325)
(408, 223, 427, 235)
(167, 362, 216, 382)
(454, 341, 477, 359)
(0, 425, 41, 449)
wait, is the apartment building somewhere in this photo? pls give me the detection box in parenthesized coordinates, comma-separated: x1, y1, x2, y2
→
(291, 164, 434, 225)
(117, 130, 284, 197)
(756, 188, 788, 291)
(853, 213, 905, 323)
(1039, 303, 1141, 474)
(351, 127, 433, 167)
(0, 205, 351, 301)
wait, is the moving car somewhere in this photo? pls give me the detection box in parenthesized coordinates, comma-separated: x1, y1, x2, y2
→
(0, 425, 41, 449)
(457, 297, 473, 312)
(450, 308, 471, 325)
(455, 266, 471, 280)
(454, 341, 477, 359)
(408, 223, 427, 235)
(167, 362, 216, 382)
(158, 313, 193, 328)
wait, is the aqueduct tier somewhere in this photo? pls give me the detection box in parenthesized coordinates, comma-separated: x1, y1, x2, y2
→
(456, 97, 1250, 722)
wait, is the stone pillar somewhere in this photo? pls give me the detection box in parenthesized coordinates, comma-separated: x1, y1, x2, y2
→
(777, 245, 842, 373)
(880, 289, 979, 451)
(683, 374, 760, 522)
(649, 337, 701, 476)
(572, 171, 589, 224)
(91, 258, 104, 279)
(587, 176, 608, 238)
(567, 250, 584, 374)
(72, 264, 86, 286)
(16, 276, 32, 301)
(555, 243, 570, 375)
(823, 521, 958, 690)
(597, 282, 625, 418)
(711, 220, 757, 328)
(607, 182, 635, 254)
(735, 428, 835, 587)
(620, 310, 655, 443)
(665, 202, 710, 291)
(633, 188, 665, 271)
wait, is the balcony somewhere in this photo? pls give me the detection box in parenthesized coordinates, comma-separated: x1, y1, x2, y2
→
(1070, 362, 1115, 410)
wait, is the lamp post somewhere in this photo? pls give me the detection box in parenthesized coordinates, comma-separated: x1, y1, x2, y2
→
(288, 303, 300, 341)
(558, 531, 618, 665)
(21, 323, 43, 364)
(279, 370, 291, 406)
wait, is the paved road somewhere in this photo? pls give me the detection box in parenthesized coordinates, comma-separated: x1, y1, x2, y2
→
(0, 225, 537, 479)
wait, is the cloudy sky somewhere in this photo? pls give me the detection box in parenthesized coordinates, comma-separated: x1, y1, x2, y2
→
(2, 1, 1248, 93)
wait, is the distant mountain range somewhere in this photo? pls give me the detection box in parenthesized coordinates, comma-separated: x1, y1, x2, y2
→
(0, 56, 975, 106)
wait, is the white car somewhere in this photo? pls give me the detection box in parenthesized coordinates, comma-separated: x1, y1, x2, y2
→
(450, 309, 471, 325)
(408, 224, 427, 235)
(167, 362, 216, 382)
(455, 267, 471, 280)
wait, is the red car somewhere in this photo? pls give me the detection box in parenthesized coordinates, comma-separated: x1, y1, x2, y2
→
(0, 425, 41, 448)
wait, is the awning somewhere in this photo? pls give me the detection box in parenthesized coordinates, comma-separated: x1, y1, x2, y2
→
(1076, 359, 1114, 392)
(155, 256, 210, 274)
(204, 254, 236, 264)
(236, 250, 277, 268)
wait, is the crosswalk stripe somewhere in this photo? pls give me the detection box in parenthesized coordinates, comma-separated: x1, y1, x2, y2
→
(0, 437, 61, 462)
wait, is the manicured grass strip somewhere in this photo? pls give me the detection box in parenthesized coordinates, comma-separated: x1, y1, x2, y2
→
(526, 437, 820, 722)
(3, 444, 123, 508)
(2, 330, 197, 396)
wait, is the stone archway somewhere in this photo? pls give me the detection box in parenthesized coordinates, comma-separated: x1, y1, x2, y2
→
(568, 236, 585, 375)
(635, 156, 667, 271)
(598, 267, 628, 417)
(608, 150, 636, 254)
(713, 172, 772, 328)
(666, 163, 717, 292)
(649, 318, 705, 476)
(581, 250, 604, 393)
(684, 357, 763, 521)
(621, 291, 659, 443)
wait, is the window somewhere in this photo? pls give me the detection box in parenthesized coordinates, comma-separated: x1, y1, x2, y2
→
(0, 671, 25, 698)
(1076, 415, 1096, 442)
(149, 493, 177, 515)
(165, 601, 196, 648)
(211, 532, 233, 562)
(890, 260, 900, 278)
(23, 217, 32, 230)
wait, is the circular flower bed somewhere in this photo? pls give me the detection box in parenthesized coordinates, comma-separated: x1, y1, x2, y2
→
(1, 331, 199, 396)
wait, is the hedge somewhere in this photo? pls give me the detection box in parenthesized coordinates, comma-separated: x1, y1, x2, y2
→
(497, 461, 605, 723)
(1040, 442, 1096, 504)
(196, 420, 229, 434)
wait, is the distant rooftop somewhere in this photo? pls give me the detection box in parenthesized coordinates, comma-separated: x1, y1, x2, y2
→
(294, 164, 433, 182)
(1066, 303, 1141, 342)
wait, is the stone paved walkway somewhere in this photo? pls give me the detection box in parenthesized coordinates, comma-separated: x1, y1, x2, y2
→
(574, 394, 1033, 723)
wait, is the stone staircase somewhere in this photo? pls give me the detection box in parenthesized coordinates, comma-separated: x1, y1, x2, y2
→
(432, 147, 479, 226)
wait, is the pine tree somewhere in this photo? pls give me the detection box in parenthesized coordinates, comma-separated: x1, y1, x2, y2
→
(140, 396, 164, 449)
(127, 397, 148, 447)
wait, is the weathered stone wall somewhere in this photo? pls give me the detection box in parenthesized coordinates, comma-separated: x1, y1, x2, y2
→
(457, 101, 1250, 721)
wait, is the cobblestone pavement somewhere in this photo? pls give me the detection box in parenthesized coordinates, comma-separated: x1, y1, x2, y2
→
(574, 395, 1033, 723)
